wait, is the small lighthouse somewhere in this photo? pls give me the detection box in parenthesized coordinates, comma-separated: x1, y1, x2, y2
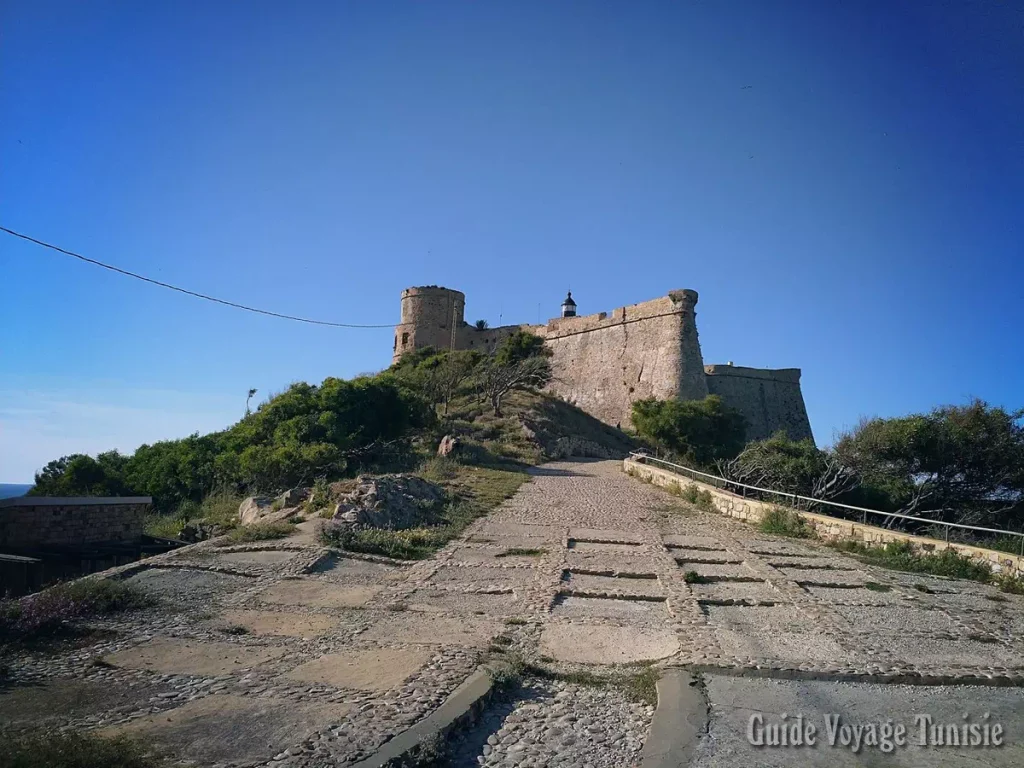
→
(561, 291, 577, 318)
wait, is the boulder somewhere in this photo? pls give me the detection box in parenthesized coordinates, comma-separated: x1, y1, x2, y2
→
(238, 496, 272, 526)
(332, 474, 444, 530)
(278, 487, 309, 508)
(437, 434, 461, 458)
(178, 521, 227, 543)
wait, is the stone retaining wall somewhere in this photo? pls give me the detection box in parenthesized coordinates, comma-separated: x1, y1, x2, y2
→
(623, 458, 1024, 578)
(0, 497, 151, 549)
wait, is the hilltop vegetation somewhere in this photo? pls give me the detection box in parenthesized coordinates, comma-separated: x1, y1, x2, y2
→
(633, 394, 1024, 534)
(28, 331, 635, 518)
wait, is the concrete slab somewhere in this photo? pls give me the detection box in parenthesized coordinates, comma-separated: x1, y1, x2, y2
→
(715, 628, 847, 663)
(121, 567, 250, 603)
(670, 548, 741, 563)
(285, 647, 433, 691)
(472, 522, 562, 540)
(257, 578, 380, 608)
(0, 679, 173, 726)
(663, 535, 726, 550)
(451, 545, 549, 565)
(702, 604, 811, 632)
(428, 565, 537, 588)
(569, 540, 644, 553)
(404, 588, 521, 615)
(103, 694, 351, 765)
(104, 638, 286, 676)
(677, 562, 751, 579)
(831, 605, 964, 635)
(212, 550, 298, 566)
(308, 553, 403, 583)
(562, 571, 664, 598)
(779, 567, 870, 586)
(540, 623, 679, 664)
(694, 675, 1024, 767)
(690, 582, 781, 603)
(570, 528, 644, 544)
(550, 595, 669, 622)
(216, 609, 336, 638)
(360, 613, 503, 647)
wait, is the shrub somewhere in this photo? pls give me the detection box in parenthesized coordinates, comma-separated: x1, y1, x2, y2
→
(680, 483, 714, 511)
(0, 731, 161, 768)
(631, 396, 746, 466)
(319, 522, 451, 560)
(830, 539, 993, 582)
(222, 521, 295, 544)
(759, 507, 814, 538)
(0, 579, 153, 642)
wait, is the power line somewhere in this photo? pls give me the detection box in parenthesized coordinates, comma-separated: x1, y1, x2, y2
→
(1, 225, 399, 329)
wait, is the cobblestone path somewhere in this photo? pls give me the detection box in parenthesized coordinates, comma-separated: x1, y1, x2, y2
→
(3, 459, 1024, 767)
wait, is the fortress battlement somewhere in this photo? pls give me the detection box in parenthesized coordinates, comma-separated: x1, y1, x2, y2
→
(393, 287, 813, 442)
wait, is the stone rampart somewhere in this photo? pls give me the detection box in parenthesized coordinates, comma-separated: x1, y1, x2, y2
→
(624, 458, 1024, 578)
(705, 364, 813, 442)
(0, 496, 151, 550)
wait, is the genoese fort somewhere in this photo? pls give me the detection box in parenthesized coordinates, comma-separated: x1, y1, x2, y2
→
(393, 286, 814, 443)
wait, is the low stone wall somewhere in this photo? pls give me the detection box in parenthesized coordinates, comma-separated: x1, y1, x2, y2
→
(623, 458, 1024, 578)
(0, 496, 151, 549)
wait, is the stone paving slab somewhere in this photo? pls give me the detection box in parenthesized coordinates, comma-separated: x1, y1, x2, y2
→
(662, 534, 726, 549)
(121, 567, 254, 605)
(561, 571, 665, 598)
(213, 549, 301, 565)
(450, 545, 551, 565)
(103, 638, 287, 676)
(307, 553, 404, 584)
(569, 527, 644, 543)
(539, 623, 679, 664)
(427, 564, 538, 588)
(257, 578, 381, 608)
(216, 609, 337, 638)
(675, 562, 752, 579)
(690, 582, 783, 603)
(403, 587, 522, 615)
(568, 540, 645, 553)
(103, 694, 353, 765)
(0, 679, 175, 729)
(550, 595, 669, 623)
(831, 605, 965, 635)
(359, 613, 504, 647)
(285, 647, 434, 691)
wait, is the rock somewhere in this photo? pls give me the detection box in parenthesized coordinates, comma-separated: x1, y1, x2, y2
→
(437, 434, 461, 458)
(178, 521, 226, 543)
(331, 474, 444, 530)
(238, 496, 272, 525)
(278, 488, 309, 508)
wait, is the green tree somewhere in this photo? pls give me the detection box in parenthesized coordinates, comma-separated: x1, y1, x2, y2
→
(835, 400, 1024, 526)
(717, 432, 858, 500)
(494, 329, 551, 367)
(630, 395, 746, 467)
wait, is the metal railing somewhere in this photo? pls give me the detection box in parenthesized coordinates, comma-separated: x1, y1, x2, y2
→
(628, 451, 1024, 557)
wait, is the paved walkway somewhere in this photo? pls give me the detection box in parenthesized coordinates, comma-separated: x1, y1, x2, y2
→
(3, 459, 1024, 767)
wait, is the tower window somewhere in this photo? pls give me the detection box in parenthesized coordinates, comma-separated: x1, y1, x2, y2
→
(401, 332, 409, 347)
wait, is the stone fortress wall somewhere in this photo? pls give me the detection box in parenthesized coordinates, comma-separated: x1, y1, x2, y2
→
(393, 286, 814, 443)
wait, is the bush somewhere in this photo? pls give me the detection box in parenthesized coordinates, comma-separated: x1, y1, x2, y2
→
(759, 507, 814, 538)
(29, 376, 433, 512)
(830, 539, 993, 582)
(222, 521, 296, 544)
(319, 522, 450, 560)
(0, 579, 153, 642)
(680, 483, 714, 511)
(0, 731, 161, 768)
(631, 396, 746, 466)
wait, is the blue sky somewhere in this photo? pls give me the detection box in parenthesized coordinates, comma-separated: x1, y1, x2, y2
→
(1, 1, 1021, 483)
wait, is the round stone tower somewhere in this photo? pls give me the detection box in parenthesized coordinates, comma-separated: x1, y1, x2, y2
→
(393, 286, 466, 362)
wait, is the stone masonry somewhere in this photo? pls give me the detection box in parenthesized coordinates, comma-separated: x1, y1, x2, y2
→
(0, 496, 151, 549)
(392, 286, 814, 441)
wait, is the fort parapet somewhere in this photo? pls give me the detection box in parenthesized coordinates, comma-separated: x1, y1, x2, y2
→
(393, 287, 813, 442)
